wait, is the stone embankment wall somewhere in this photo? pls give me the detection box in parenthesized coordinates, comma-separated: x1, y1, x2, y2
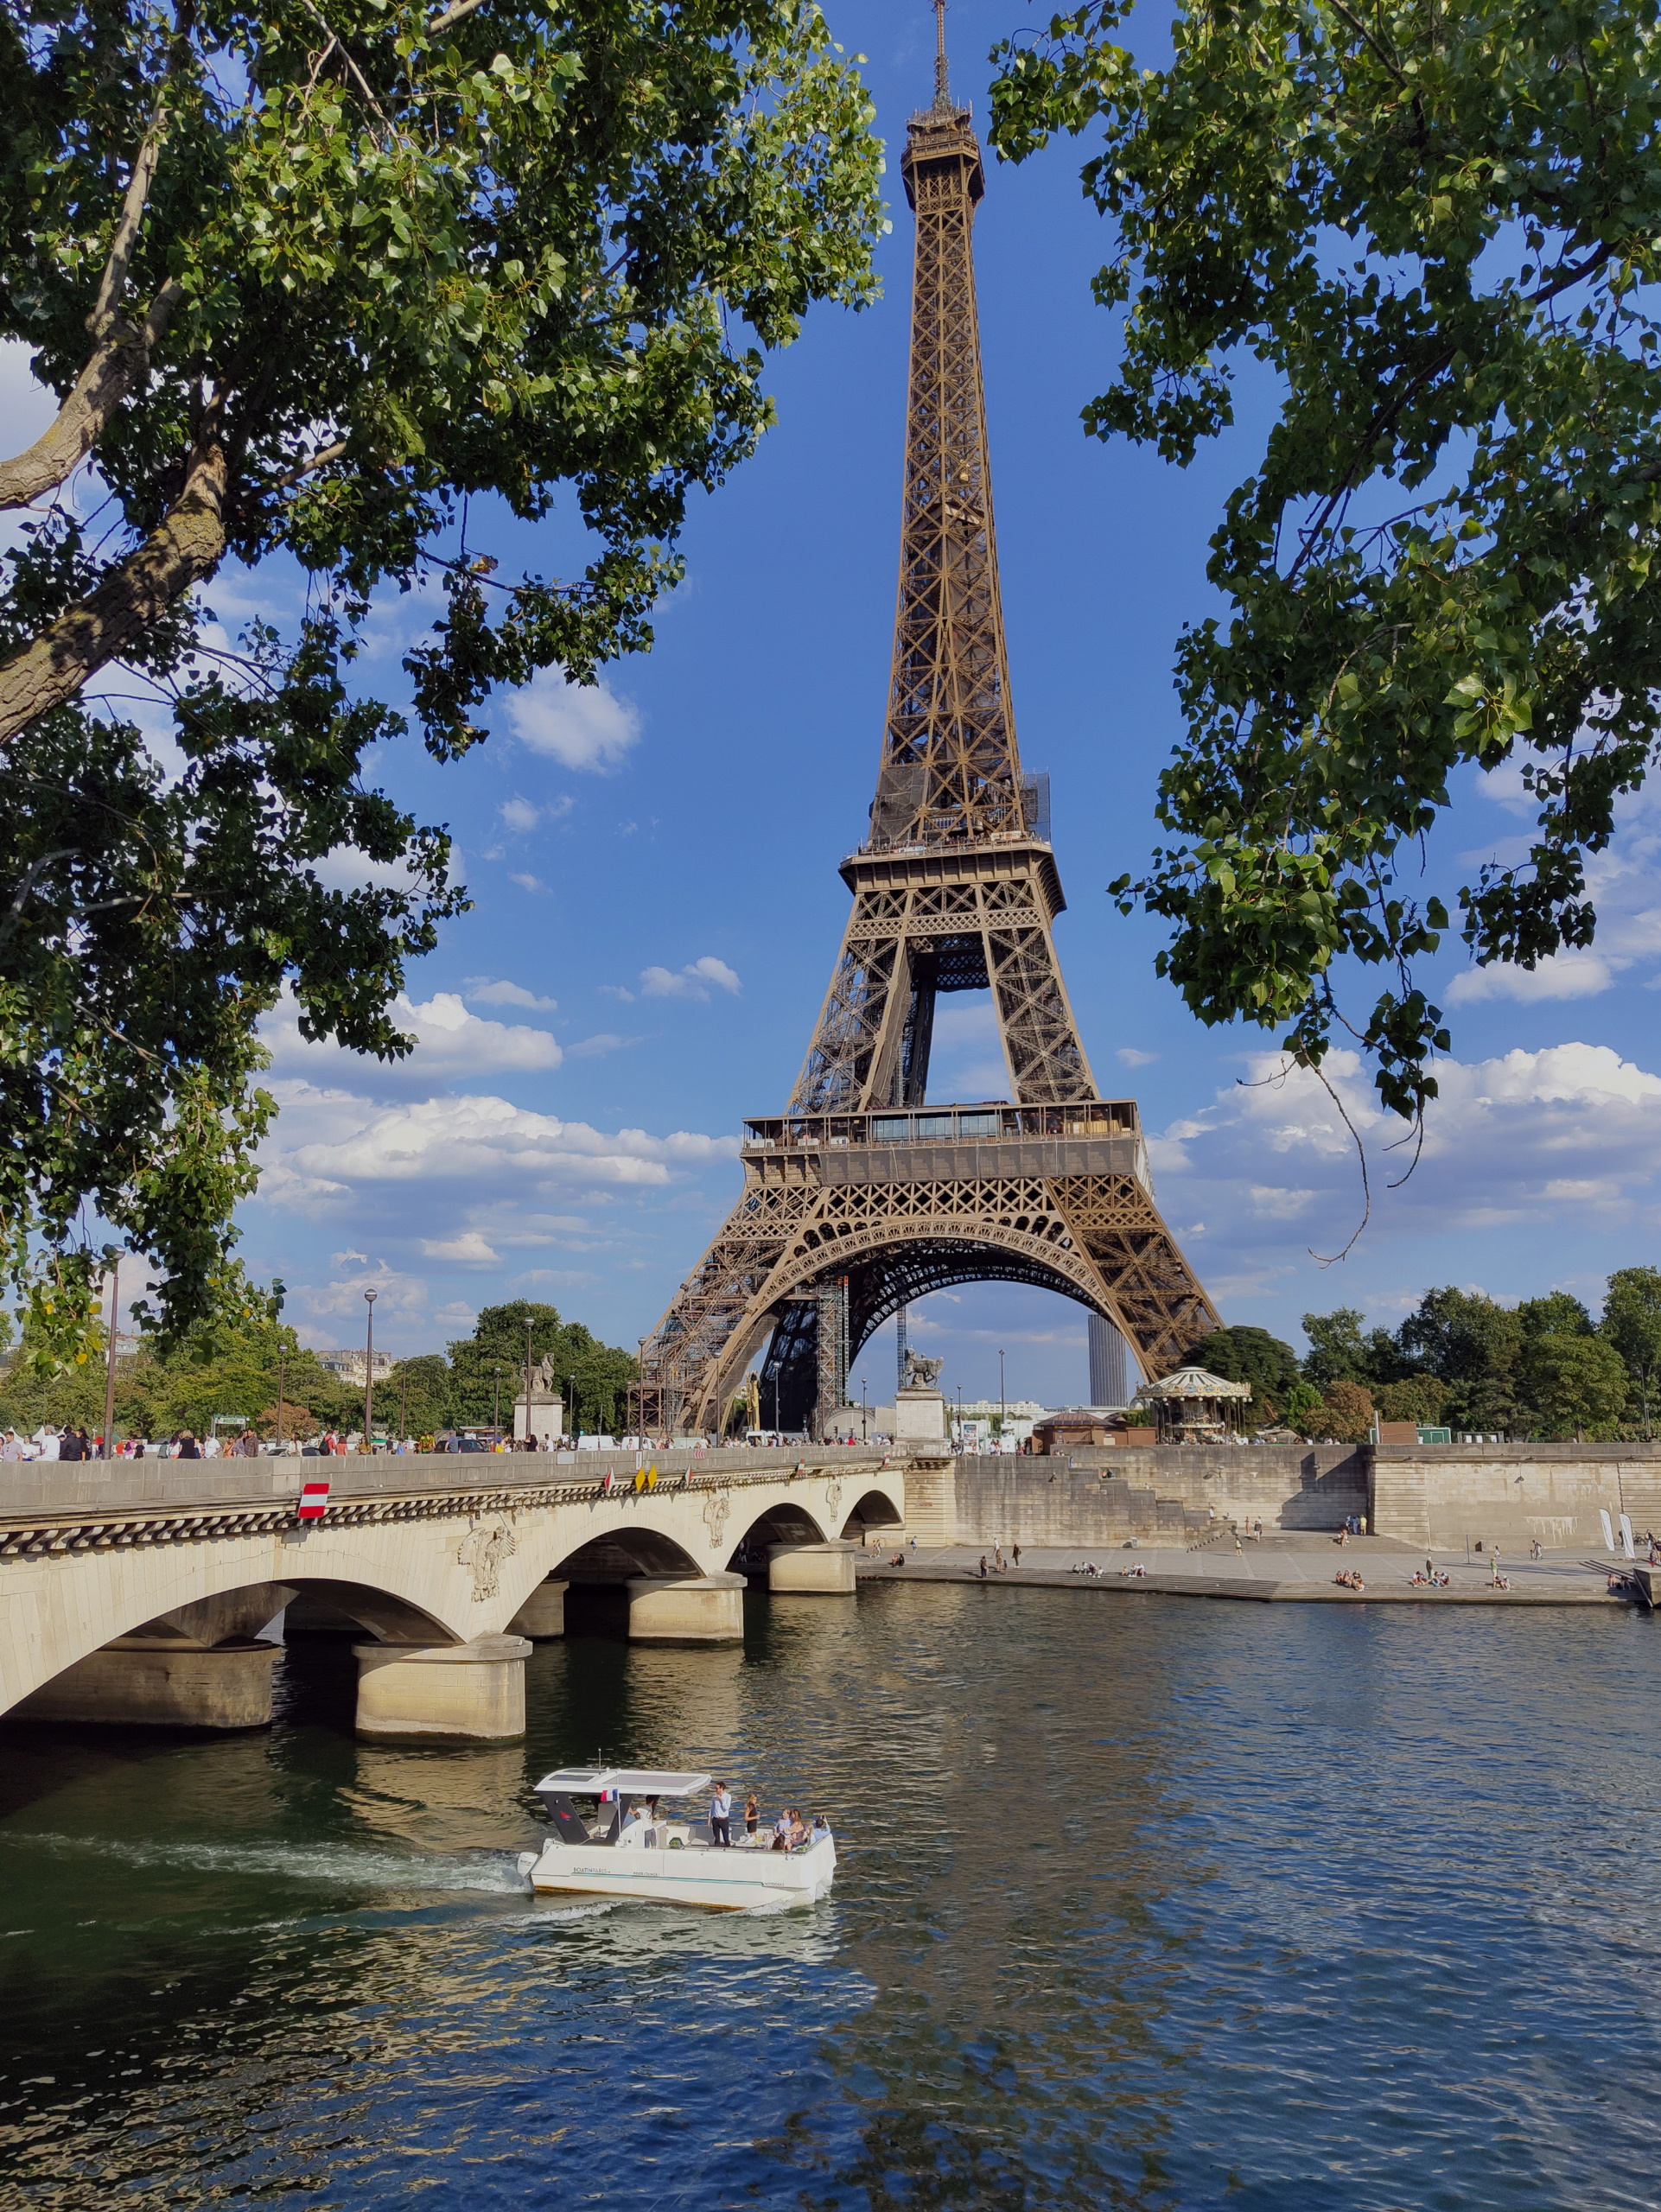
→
(924, 1446, 1369, 1549)
(894, 1443, 1661, 1551)
(1368, 1443, 1661, 1551)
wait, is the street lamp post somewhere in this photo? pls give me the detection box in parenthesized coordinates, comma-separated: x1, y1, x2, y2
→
(567, 1374, 576, 1443)
(637, 1337, 646, 1445)
(101, 1256, 120, 1459)
(363, 1287, 379, 1451)
(861, 1377, 868, 1443)
(525, 1317, 535, 1453)
(277, 1344, 285, 1452)
(399, 1363, 408, 1449)
(493, 1363, 502, 1440)
(998, 1348, 1005, 1451)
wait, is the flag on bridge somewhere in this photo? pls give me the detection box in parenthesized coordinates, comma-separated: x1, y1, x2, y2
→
(297, 1479, 331, 1522)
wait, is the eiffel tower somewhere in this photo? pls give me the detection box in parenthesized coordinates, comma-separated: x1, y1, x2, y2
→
(639, 9, 1219, 1437)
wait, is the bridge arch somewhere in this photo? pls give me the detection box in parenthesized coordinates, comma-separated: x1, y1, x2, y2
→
(837, 1488, 904, 1541)
(725, 1499, 828, 1573)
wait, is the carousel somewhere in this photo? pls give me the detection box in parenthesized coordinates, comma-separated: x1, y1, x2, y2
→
(1134, 1366, 1254, 1443)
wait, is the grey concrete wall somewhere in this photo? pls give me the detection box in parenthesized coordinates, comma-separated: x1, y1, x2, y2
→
(1368, 1443, 1661, 1551)
(948, 1446, 1369, 1545)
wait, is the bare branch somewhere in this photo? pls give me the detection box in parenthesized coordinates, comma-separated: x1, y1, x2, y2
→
(0, 851, 79, 950)
(427, 0, 487, 33)
(265, 437, 349, 493)
(0, 435, 228, 744)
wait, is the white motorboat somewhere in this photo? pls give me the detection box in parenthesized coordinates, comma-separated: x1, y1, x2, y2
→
(518, 1767, 836, 1910)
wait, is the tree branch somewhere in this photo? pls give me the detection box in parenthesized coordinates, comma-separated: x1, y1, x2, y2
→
(427, 0, 487, 33)
(0, 280, 186, 512)
(0, 434, 228, 744)
(0, 0, 197, 512)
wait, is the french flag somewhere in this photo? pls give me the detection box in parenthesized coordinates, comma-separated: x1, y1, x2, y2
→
(297, 1479, 331, 1522)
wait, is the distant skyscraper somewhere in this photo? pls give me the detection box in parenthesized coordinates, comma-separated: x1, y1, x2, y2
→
(1088, 1313, 1130, 1408)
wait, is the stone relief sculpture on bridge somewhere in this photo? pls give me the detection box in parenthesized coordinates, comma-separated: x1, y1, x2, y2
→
(703, 1490, 732, 1553)
(458, 1516, 518, 1601)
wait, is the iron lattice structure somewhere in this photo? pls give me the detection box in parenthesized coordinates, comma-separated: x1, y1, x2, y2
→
(640, 36, 1219, 1437)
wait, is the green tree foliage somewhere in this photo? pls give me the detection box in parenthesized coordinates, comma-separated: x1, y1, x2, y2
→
(1187, 1323, 1300, 1410)
(1282, 1377, 1323, 1433)
(1372, 1375, 1449, 1427)
(991, 3, 1661, 1132)
(1300, 1308, 1371, 1389)
(1315, 1378, 1374, 1445)
(1518, 1292, 1594, 1341)
(1528, 1333, 1630, 1440)
(0, 1, 883, 1347)
(1601, 1266, 1661, 1432)
(1397, 1287, 1522, 1433)
(445, 1300, 634, 1433)
(383, 1352, 453, 1440)
(0, 1263, 354, 1437)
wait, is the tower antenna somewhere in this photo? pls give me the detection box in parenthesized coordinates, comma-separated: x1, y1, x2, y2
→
(933, 0, 951, 111)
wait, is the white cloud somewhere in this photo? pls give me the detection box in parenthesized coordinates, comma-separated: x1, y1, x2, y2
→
(419, 1230, 501, 1265)
(510, 872, 546, 893)
(600, 983, 636, 1003)
(1250, 1185, 1316, 1219)
(1149, 1040, 1661, 1272)
(259, 1084, 740, 1204)
(464, 977, 557, 1013)
(1446, 949, 1623, 1002)
(498, 797, 540, 831)
(566, 1032, 633, 1058)
(1117, 1047, 1160, 1066)
(262, 987, 561, 1084)
(639, 956, 742, 1001)
(505, 668, 641, 772)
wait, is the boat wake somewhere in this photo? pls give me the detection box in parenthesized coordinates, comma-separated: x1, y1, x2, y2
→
(10, 1830, 532, 1893)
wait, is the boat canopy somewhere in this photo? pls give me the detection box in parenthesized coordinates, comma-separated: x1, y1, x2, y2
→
(534, 1767, 712, 1797)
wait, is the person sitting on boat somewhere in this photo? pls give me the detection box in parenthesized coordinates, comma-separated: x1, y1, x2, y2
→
(784, 1810, 809, 1851)
(811, 1814, 831, 1847)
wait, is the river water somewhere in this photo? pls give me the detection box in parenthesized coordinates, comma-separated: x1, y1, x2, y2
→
(1, 1585, 1658, 2210)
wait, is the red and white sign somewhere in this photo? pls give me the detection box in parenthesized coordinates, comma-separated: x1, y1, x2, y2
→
(296, 1479, 331, 1521)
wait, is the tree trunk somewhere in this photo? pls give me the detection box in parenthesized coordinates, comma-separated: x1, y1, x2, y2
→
(0, 436, 226, 742)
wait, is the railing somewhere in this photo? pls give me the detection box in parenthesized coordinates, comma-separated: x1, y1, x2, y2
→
(743, 1100, 1141, 1151)
(0, 1444, 911, 1535)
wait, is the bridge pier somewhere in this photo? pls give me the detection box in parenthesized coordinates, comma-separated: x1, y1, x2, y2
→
(353, 1635, 532, 1740)
(767, 1541, 859, 1595)
(14, 1637, 280, 1730)
(507, 1579, 569, 1639)
(625, 1571, 747, 1643)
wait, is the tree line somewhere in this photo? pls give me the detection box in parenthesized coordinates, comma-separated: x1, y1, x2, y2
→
(0, 1289, 635, 1445)
(1188, 1269, 1661, 1444)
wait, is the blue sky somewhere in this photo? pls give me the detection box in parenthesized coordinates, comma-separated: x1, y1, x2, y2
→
(10, 1, 1658, 1405)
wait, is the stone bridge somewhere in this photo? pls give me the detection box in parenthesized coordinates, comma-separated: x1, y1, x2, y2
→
(0, 1446, 911, 1739)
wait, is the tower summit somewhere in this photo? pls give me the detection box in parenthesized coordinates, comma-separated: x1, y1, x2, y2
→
(639, 12, 1219, 1438)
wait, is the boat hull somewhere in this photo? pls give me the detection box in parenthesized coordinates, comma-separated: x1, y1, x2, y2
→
(524, 1834, 835, 1910)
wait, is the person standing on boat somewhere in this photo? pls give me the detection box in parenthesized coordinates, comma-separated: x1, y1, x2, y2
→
(744, 1792, 760, 1842)
(710, 1781, 733, 1847)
